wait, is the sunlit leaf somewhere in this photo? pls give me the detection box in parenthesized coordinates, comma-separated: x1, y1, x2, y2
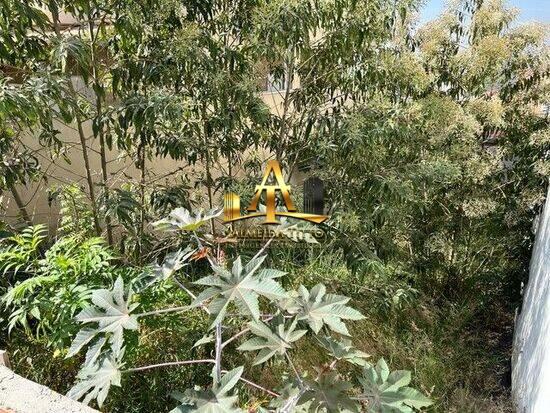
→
(136, 247, 194, 290)
(192, 255, 287, 326)
(170, 367, 244, 413)
(282, 284, 364, 335)
(317, 336, 370, 366)
(75, 276, 139, 334)
(358, 358, 433, 412)
(153, 207, 222, 232)
(238, 317, 306, 364)
(300, 372, 358, 413)
(67, 357, 121, 407)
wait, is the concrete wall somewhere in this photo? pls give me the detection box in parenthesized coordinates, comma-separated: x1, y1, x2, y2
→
(512, 184, 550, 412)
(0, 365, 99, 413)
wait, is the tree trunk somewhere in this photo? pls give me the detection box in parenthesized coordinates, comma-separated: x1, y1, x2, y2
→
(205, 147, 215, 235)
(49, 1, 102, 236)
(9, 186, 32, 226)
(88, 14, 113, 245)
(202, 105, 216, 235)
(137, 142, 146, 263)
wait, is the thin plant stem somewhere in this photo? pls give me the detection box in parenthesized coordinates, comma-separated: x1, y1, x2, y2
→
(285, 353, 304, 389)
(87, 12, 113, 246)
(173, 277, 197, 299)
(136, 306, 188, 317)
(221, 369, 280, 397)
(202, 104, 216, 236)
(214, 322, 222, 382)
(221, 327, 250, 349)
(137, 142, 146, 263)
(173, 276, 210, 314)
(124, 359, 215, 373)
(276, 51, 295, 158)
(251, 236, 275, 261)
(48, 1, 101, 236)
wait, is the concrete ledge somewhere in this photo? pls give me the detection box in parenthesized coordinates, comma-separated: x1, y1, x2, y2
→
(0, 365, 99, 413)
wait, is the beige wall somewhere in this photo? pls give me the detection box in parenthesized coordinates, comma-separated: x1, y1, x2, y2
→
(1, 76, 297, 229)
(2, 8, 306, 229)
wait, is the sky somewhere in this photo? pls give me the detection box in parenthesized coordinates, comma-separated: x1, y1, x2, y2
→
(421, 0, 550, 24)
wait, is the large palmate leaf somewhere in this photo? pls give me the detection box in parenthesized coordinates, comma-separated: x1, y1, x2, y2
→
(66, 278, 138, 407)
(282, 284, 364, 335)
(75, 276, 139, 334)
(238, 317, 307, 365)
(358, 359, 432, 412)
(68, 277, 138, 367)
(153, 207, 222, 231)
(192, 255, 287, 326)
(274, 213, 319, 244)
(317, 336, 370, 366)
(269, 382, 310, 412)
(84, 336, 108, 367)
(170, 367, 244, 413)
(135, 247, 195, 291)
(300, 372, 359, 413)
(67, 357, 121, 407)
(67, 328, 98, 358)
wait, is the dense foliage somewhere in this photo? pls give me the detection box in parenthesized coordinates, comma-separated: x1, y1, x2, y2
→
(0, 0, 548, 411)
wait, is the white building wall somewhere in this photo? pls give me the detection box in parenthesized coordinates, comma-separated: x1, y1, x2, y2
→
(512, 184, 550, 412)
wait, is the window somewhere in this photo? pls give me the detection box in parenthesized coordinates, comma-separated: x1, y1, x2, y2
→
(264, 72, 290, 93)
(256, 61, 291, 93)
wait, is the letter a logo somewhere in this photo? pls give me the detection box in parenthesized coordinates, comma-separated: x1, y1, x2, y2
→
(247, 160, 295, 224)
(224, 160, 328, 225)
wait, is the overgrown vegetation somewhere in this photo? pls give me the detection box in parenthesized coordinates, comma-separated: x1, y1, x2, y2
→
(0, 0, 548, 411)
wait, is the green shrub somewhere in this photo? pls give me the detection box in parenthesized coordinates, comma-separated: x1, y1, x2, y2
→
(61, 208, 432, 412)
(1, 227, 138, 348)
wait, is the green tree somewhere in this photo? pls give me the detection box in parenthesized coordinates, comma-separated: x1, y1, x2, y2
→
(306, 0, 549, 302)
